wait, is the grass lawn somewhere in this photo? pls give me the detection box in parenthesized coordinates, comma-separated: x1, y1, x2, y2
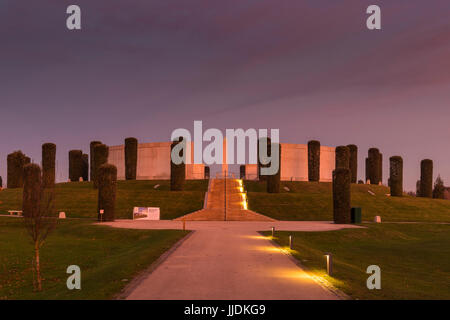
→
(245, 181, 450, 222)
(0, 217, 189, 299)
(262, 223, 450, 299)
(0, 180, 208, 220)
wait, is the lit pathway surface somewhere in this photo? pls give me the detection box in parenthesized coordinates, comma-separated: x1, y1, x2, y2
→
(102, 178, 362, 300)
(104, 220, 362, 300)
(175, 179, 275, 221)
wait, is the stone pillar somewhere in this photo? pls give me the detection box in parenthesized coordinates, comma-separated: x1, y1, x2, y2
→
(335, 146, 350, 169)
(97, 164, 117, 221)
(389, 156, 403, 197)
(420, 159, 433, 198)
(333, 168, 351, 224)
(308, 140, 320, 182)
(347, 144, 358, 183)
(125, 137, 138, 180)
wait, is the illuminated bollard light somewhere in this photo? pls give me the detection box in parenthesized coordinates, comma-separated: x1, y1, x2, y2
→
(324, 253, 333, 276)
(289, 235, 293, 250)
(271, 227, 275, 237)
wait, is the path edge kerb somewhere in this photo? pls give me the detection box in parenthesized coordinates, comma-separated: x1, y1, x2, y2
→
(258, 231, 351, 301)
(115, 230, 196, 300)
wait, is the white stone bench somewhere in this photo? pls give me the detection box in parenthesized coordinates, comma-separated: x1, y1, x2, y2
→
(8, 210, 23, 216)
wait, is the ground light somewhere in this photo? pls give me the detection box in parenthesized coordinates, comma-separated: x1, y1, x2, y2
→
(289, 235, 293, 250)
(324, 253, 333, 276)
(271, 227, 275, 237)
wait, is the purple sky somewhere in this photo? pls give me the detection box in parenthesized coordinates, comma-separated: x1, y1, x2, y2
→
(1, 0, 449, 190)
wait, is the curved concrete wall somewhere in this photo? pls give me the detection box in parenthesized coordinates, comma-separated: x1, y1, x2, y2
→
(108, 141, 335, 182)
(245, 143, 335, 182)
(108, 142, 205, 180)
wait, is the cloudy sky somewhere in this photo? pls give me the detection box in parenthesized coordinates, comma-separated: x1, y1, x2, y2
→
(0, 0, 449, 190)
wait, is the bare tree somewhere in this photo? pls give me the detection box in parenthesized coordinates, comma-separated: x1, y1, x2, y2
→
(22, 164, 57, 291)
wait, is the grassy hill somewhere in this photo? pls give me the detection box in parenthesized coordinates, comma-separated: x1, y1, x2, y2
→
(0, 180, 208, 220)
(245, 181, 450, 222)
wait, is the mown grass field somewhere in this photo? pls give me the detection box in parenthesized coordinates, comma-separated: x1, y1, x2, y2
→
(0, 180, 208, 220)
(245, 181, 450, 222)
(0, 217, 189, 300)
(262, 223, 450, 300)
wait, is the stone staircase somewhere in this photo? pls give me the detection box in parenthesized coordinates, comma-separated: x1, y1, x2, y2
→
(175, 179, 275, 221)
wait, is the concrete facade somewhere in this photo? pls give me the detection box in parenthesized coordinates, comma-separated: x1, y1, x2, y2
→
(109, 141, 335, 182)
(245, 144, 335, 182)
(109, 142, 205, 180)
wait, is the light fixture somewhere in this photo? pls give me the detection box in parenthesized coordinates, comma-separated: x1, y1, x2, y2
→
(271, 227, 275, 237)
(324, 253, 333, 276)
(289, 235, 293, 250)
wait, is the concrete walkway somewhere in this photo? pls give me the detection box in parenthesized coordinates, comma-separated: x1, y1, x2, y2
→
(104, 220, 362, 300)
(102, 178, 362, 300)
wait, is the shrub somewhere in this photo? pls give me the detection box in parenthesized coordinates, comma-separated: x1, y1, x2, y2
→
(347, 144, 358, 183)
(419, 159, 433, 198)
(68, 150, 83, 182)
(90, 141, 102, 182)
(335, 146, 350, 169)
(332, 168, 351, 224)
(308, 140, 320, 182)
(170, 138, 186, 191)
(42, 143, 56, 188)
(82, 154, 89, 182)
(7, 151, 27, 188)
(125, 137, 138, 180)
(432, 175, 445, 199)
(389, 156, 403, 197)
(93, 144, 109, 189)
(368, 148, 380, 185)
(97, 164, 117, 221)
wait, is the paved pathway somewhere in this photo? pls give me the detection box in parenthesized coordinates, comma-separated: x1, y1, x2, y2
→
(105, 220, 362, 300)
(102, 178, 362, 300)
